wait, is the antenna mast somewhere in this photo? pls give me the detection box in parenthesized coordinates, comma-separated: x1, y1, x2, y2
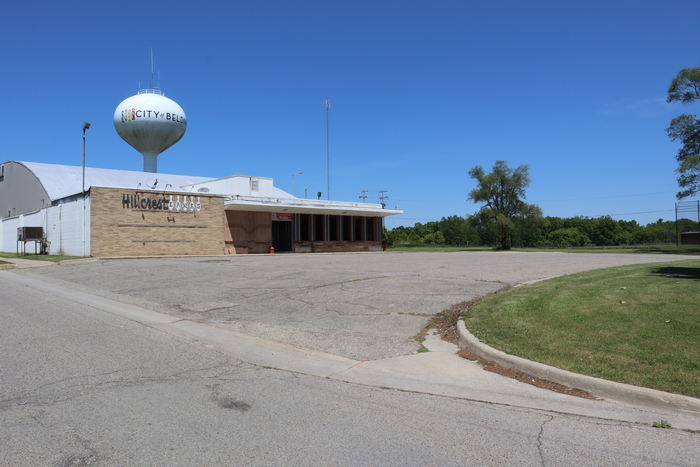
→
(150, 48, 155, 89)
(325, 98, 331, 200)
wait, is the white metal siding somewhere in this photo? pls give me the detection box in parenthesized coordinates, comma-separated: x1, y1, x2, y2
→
(0, 198, 90, 256)
(46, 199, 89, 256)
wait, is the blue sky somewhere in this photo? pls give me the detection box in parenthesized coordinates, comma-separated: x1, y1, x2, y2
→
(1, 1, 698, 228)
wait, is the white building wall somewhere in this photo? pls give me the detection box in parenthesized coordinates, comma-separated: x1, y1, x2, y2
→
(0, 197, 91, 256)
(1, 216, 17, 253)
(46, 198, 90, 256)
(185, 175, 287, 198)
(1, 210, 43, 253)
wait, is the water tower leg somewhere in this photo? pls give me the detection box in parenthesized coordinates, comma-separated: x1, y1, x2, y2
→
(143, 154, 158, 173)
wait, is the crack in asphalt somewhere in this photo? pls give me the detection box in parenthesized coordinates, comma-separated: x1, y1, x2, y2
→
(0, 360, 242, 411)
(53, 430, 101, 467)
(311, 275, 390, 289)
(536, 414, 554, 466)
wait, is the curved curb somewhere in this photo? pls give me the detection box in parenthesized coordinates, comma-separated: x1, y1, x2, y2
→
(456, 319, 700, 414)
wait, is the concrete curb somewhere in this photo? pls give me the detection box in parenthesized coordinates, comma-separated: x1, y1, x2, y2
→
(456, 319, 700, 413)
(0, 263, 16, 271)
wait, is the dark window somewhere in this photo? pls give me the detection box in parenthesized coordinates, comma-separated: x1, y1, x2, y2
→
(368, 217, 382, 241)
(299, 214, 311, 241)
(314, 214, 325, 241)
(342, 216, 352, 241)
(329, 216, 338, 241)
(0, 165, 4, 182)
(367, 217, 377, 241)
(354, 216, 365, 241)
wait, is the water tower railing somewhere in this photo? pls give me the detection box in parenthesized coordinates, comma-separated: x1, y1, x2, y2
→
(138, 88, 163, 95)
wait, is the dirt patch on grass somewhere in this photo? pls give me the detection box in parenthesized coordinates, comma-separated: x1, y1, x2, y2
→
(457, 348, 597, 399)
(418, 285, 597, 400)
(414, 287, 512, 345)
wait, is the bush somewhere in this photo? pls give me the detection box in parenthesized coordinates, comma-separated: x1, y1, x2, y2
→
(546, 227, 590, 247)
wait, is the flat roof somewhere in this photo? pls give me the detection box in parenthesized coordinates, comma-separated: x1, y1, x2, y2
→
(224, 195, 402, 217)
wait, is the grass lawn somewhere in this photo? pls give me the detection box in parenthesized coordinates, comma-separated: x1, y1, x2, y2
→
(390, 245, 493, 252)
(0, 252, 84, 262)
(390, 244, 700, 255)
(0, 260, 10, 264)
(463, 259, 700, 397)
(515, 245, 700, 255)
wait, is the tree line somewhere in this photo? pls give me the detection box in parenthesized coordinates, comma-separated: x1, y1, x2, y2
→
(384, 215, 697, 248)
(386, 63, 700, 250)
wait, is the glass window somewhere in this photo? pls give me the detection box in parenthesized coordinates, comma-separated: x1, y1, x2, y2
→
(329, 216, 338, 241)
(299, 214, 310, 241)
(314, 214, 325, 241)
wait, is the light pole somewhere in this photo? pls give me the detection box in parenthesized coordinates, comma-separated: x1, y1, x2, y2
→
(82, 122, 91, 257)
(325, 98, 331, 200)
(291, 171, 303, 197)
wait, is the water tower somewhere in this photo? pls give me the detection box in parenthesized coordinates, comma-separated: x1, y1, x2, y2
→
(113, 89, 187, 173)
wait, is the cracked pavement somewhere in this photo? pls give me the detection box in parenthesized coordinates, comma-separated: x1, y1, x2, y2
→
(17, 251, 699, 360)
(2, 273, 699, 466)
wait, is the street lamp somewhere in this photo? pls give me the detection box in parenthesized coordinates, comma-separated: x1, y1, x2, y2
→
(82, 122, 91, 257)
(291, 171, 303, 197)
(82, 122, 91, 194)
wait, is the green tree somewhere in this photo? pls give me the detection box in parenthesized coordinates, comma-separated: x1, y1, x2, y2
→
(468, 160, 541, 249)
(546, 227, 590, 248)
(667, 66, 700, 199)
(439, 215, 477, 245)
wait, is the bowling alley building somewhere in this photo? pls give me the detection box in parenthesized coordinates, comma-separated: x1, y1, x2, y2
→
(0, 161, 401, 257)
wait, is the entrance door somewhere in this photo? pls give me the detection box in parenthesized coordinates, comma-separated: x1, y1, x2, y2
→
(272, 221, 293, 252)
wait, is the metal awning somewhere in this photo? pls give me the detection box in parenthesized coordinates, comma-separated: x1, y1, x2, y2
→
(223, 195, 402, 217)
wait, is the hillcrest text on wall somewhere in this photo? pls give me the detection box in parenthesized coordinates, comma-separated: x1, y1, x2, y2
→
(90, 187, 225, 256)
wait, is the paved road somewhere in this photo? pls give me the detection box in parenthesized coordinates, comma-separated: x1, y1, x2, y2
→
(2, 273, 698, 466)
(18, 251, 698, 360)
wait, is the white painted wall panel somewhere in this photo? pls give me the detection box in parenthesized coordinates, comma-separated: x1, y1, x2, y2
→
(1, 210, 43, 253)
(1, 217, 16, 253)
(0, 198, 91, 256)
(46, 199, 90, 256)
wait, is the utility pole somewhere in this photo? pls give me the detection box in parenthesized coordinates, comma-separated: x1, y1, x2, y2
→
(81, 122, 91, 257)
(379, 190, 388, 208)
(675, 202, 679, 246)
(359, 190, 368, 201)
(325, 98, 331, 200)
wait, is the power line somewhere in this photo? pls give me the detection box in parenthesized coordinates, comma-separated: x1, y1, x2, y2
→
(600, 209, 675, 217)
(530, 191, 675, 203)
(391, 190, 676, 204)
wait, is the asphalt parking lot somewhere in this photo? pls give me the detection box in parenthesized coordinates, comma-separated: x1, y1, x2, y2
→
(18, 251, 695, 360)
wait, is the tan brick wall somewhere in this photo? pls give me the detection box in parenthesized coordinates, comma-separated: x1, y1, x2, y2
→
(90, 187, 225, 257)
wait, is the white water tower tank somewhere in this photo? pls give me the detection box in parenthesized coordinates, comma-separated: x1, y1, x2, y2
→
(113, 89, 187, 173)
